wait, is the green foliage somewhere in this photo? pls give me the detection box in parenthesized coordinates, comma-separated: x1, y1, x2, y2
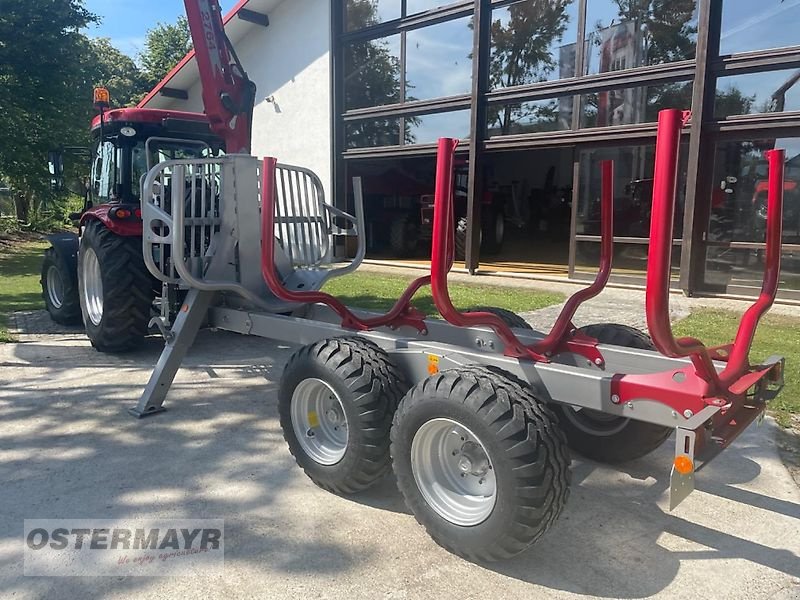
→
(89, 37, 149, 107)
(140, 15, 192, 89)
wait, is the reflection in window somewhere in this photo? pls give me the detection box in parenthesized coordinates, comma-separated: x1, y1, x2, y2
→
(720, 0, 800, 56)
(707, 138, 800, 245)
(576, 143, 686, 239)
(715, 69, 800, 119)
(580, 81, 692, 128)
(405, 0, 455, 15)
(407, 110, 470, 144)
(490, 0, 579, 89)
(346, 117, 403, 148)
(346, 0, 400, 31)
(344, 34, 402, 110)
(406, 16, 473, 101)
(584, 0, 697, 76)
(488, 98, 572, 135)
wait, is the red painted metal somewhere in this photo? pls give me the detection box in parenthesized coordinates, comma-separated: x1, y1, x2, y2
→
(260, 157, 429, 333)
(429, 139, 617, 362)
(90, 108, 210, 132)
(183, 0, 254, 154)
(531, 160, 615, 361)
(644, 108, 785, 399)
(79, 206, 143, 237)
(138, 0, 251, 109)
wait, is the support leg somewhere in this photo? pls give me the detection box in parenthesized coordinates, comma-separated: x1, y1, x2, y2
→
(129, 289, 215, 418)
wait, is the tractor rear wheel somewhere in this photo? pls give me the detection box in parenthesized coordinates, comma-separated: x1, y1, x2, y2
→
(41, 247, 81, 325)
(391, 366, 570, 562)
(279, 336, 407, 494)
(552, 323, 673, 463)
(78, 220, 156, 353)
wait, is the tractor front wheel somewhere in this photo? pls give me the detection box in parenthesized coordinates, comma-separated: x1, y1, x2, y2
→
(41, 246, 81, 325)
(78, 220, 156, 353)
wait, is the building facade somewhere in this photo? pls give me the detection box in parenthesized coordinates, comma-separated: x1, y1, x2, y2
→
(142, 0, 800, 300)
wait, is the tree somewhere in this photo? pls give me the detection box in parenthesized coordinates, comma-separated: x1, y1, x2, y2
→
(487, 0, 574, 135)
(344, 0, 416, 147)
(89, 38, 148, 107)
(140, 15, 192, 88)
(0, 0, 97, 223)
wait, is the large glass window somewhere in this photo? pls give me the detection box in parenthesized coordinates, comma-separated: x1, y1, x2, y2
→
(704, 138, 800, 292)
(344, 34, 402, 110)
(715, 69, 800, 119)
(490, 0, 580, 89)
(346, 0, 401, 31)
(346, 117, 403, 148)
(488, 97, 572, 135)
(719, 0, 800, 56)
(406, 16, 473, 100)
(580, 81, 692, 128)
(584, 0, 697, 76)
(407, 110, 471, 144)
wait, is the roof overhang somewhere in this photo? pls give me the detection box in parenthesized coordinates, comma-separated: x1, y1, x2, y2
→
(138, 0, 280, 108)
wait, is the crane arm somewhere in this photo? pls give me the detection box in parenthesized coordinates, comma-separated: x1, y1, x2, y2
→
(183, 0, 256, 154)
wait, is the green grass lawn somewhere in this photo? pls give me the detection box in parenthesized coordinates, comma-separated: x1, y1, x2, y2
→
(322, 271, 565, 316)
(0, 241, 47, 341)
(674, 309, 800, 427)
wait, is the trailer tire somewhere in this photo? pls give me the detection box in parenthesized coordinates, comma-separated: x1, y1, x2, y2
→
(78, 220, 156, 353)
(454, 217, 469, 261)
(279, 336, 407, 494)
(41, 247, 82, 325)
(467, 306, 531, 330)
(389, 215, 418, 257)
(553, 323, 673, 463)
(391, 366, 570, 562)
(481, 207, 504, 254)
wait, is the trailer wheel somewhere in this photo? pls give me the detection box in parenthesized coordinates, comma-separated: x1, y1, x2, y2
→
(481, 207, 504, 254)
(41, 247, 81, 325)
(391, 366, 570, 562)
(389, 215, 418, 257)
(454, 217, 469, 261)
(467, 306, 531, 330)
(279, 336, 407, 494)
(553, 323, 673, 463)
(78, 220, 156, 353)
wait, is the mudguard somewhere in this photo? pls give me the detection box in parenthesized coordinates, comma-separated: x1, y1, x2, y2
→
(45, 232, 79, 282)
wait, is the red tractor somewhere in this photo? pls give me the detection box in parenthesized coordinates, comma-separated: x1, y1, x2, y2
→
(41, 92, 224, 352)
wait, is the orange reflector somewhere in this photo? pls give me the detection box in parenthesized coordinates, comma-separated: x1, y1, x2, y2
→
(674, 455, 694, 475)
(114, 208, 131, 219)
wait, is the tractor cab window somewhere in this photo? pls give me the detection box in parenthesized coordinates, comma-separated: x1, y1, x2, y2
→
(91, 141, 120, 202)
(131, 138, 217, 200)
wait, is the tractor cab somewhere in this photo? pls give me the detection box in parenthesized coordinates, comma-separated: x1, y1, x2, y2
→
(86, 107, 223, 220)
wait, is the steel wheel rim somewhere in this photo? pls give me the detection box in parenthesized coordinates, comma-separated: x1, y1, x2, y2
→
(81, 247, 103, 326)
(291, 378, 348, 465)
(46, 265, 64, 309)
(562, 405, 629, 436)
(411, 418, 496, 526)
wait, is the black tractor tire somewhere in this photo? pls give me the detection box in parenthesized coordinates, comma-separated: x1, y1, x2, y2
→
(467, 306, 531, 330)
(279, 336, 408, 494)
(41, 247, 81, 325)
(389, 215, 419, 257)
(481, 206, 505, 254)
(77, 220, 156, 353)
(454, 216, 469, 261)
(391, 366, 570, 562)
(553, 323, 673, 463)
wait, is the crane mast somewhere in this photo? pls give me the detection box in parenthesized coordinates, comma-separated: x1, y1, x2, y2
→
(183, 0, 256, 154)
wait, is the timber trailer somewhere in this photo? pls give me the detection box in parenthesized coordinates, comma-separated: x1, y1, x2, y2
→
(132, 108, 787, 561)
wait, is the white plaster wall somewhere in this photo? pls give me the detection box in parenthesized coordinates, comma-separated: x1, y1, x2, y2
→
(159, 0, 332, 199)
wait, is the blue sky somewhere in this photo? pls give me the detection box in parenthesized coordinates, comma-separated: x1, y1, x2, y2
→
(83, 0, 238, 58)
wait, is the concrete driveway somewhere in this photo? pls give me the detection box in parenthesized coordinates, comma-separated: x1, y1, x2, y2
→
(1, 321, 799, 599)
